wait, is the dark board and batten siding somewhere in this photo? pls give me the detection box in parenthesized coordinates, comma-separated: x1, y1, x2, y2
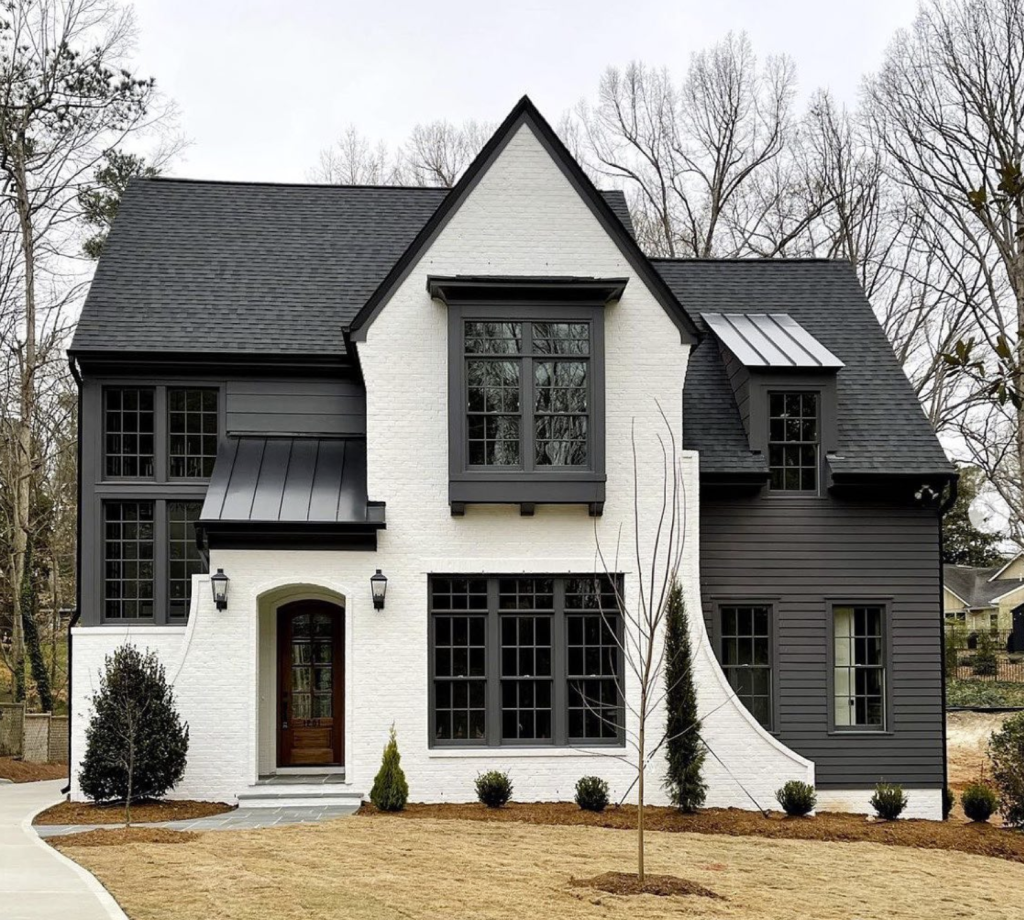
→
(225, 379, 365, 437)
(700, 494, 944, 789)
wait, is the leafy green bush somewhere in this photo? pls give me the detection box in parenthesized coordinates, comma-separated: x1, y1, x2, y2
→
(946, 680, 1016, 708)
(775, 780, 816, 817)
(870, 783, 908, 820)
(972, 633, 998, 676)
(574, 776, 610, 812)
(80, 646, 188, 822)
(943, 786, 955, 820)
(475, 770, 513, 808)
(960, 782, 999, 822)
(989, 712, 1024, 827)
(369, 725, 408, 812)
(944, 630, 962, 681)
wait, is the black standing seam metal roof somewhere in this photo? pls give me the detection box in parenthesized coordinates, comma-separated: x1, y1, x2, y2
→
(200, 437, 376, 525)
(69, 178, 635, 357)
(657, 259, 953, 479)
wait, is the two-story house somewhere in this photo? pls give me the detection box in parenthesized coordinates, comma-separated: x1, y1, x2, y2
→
(67, 97, 955, 818)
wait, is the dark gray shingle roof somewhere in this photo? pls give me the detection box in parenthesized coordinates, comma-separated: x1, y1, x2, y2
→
(656, 259, 953, 479)
(944, 563, 1023, 608)
(71, 178, 635, 357)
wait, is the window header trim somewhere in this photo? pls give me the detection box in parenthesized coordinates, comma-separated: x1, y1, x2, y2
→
(428, 275, 628, 306)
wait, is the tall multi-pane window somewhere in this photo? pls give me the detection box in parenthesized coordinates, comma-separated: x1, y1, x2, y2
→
(833, 605, 886, 729)
(104, 388, 155, 477)
(719, 605, 773, 729)
(103, 501, 155, 619)
(768, 391, 819, 492)
(429, 575, 622, 747)
(168, 501, 207, 621)
(168, 388, 219, 478)
(464, 321, 591, 469)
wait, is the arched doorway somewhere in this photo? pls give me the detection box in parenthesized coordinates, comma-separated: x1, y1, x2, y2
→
(277, 599, 345, 767)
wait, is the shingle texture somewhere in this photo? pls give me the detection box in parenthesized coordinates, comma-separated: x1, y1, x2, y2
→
(656, 259, 953, 478)
(944, 562, 1024, 607)
(70, 178, 635, 357)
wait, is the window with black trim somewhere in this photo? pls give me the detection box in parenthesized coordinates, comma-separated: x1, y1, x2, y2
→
(429, 574, 623, 746)
(833, 604, 885, 729)
(104, 388, 155, 478)
(168, 501, 207, 621)
(719, 605, 773, 730)
(168, 388, 219, 478)
(104, 501, 155, 619)
(768, 391, 818, 492)
(464, 321, 591, 469)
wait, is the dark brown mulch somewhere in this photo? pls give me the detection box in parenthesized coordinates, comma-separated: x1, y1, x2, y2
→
(34, 798, 234, 825)
(49, 827, 199, 848)
(0, 757, 68, 784)
(572, 871, 722, 899)
(358, 801, 1024, 864)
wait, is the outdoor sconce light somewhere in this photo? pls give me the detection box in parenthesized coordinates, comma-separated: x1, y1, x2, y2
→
(370, 569, 388, 610)
(211, 568, 230, 611)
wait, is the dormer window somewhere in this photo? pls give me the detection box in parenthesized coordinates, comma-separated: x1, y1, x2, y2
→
(434, 276, 623, 515)
(768, 392, 819, 492)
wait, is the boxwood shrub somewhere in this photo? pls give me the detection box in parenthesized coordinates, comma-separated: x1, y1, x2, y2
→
(475, 770, 513, 808)
(961, 782, 999, 823)
(574, 776, 610, 812)
(870, 782, 908, 820)
(775, 780, 816, 817)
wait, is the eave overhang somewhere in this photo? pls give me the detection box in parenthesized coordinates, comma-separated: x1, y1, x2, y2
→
(427, 275, 628, 306)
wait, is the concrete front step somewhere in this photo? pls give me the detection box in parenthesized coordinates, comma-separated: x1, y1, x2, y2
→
(237, 785, 365, 809)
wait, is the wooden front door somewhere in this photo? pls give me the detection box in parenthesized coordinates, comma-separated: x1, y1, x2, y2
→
(277, 601, 344, 767)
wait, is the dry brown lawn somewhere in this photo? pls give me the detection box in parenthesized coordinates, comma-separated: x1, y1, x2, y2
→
(58, 814, 1024, 920)
(0, 756, 67, 783)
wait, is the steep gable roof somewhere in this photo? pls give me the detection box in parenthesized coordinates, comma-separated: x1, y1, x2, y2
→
(657, 259, 953, 480)
(69, 178, 635, 359)
(347, 95, 699, 344)
(944, 562, 1024, 608)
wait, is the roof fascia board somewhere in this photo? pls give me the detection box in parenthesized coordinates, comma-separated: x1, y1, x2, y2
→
(943, 585, 969, 607)
(427, 275, 628, 305)
(71, 350, 353, 377)
(988, 551, 1024, 582)
(988, 583, 1024, 605)
(348, 96, 698, 344)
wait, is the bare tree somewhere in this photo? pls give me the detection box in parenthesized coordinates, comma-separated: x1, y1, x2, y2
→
(308, 125, 403, 185)
(867, 0, 1024, 542)
(0, 0, 171, 702)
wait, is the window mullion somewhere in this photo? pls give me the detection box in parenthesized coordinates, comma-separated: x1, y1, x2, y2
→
(154, 386, 168, 482)
(487, 578, 500, 747)
(155, 500, 168, 626)
(553, 578, 567, 746)
(522, 353, 534, 474)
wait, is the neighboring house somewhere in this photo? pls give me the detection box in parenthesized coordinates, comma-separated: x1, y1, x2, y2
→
(944, 553, 1024, 638)
(66, 97, 955, 819)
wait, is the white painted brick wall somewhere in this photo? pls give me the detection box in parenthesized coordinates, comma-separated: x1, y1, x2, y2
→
(70, 121, 878, 813)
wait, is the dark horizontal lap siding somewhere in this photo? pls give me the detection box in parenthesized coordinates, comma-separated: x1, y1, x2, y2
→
(225, 379, 366, 436)
(700, 494, 943, 789)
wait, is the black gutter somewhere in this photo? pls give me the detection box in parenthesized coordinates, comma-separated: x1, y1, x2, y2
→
(937, 474, 959, 815)
(62, 355, 83, 796)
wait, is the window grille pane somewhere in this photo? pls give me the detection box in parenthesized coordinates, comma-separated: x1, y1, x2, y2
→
(833, 605, 885, 728)
(532, 322, 590, 355)
(534, 361, 588, 466)
(168, 388, 219, 478)
(433, 613, 487, 742)
(768, 391, 818, 492)
(168, 502, 206, 620)
(104, 388, 154, 477)
(464, 322, 522, 354)
(104, 502, 155, 619)
(719, 605, 773, 730)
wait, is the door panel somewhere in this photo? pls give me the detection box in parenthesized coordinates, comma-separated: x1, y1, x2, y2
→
(278, 601, 344, 766)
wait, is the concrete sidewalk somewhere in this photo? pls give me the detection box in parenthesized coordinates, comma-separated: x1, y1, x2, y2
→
(0, 779, 126, 920)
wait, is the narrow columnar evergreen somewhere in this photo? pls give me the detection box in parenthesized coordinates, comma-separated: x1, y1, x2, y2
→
(370, 724, 409, 812)
(663, 581, 706, 812)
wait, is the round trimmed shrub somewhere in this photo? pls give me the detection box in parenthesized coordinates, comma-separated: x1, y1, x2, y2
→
(775, 780, 816, 817)
(960, 782, 999, 823)
(989, 712, 1024, 827)
(972, 632, 998, 676)
(870, 783, 908, 820)
(475, 770, 513, 808)
(575, 776, 610, 812)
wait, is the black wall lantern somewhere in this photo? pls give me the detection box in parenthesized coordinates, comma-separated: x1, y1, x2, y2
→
(370, 569, 387, 610)
(211, 568, 230, 611)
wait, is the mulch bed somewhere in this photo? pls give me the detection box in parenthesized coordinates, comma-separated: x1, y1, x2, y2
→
(572, 871, 722, 899)
(359, 801, 1024, 864)
(34, 798, 234, 825)
(49, 827, 200, 848)
(0, 757, 68, 784)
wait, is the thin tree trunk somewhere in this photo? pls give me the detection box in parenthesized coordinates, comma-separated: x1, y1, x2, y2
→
(637, 722, 645, 883)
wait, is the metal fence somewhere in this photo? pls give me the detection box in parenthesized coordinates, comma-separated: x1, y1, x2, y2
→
(946, 629, 1024, 682)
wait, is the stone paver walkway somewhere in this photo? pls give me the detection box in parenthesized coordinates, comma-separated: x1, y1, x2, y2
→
(34, 802, 359, 838)
(0, 779, 126, 920)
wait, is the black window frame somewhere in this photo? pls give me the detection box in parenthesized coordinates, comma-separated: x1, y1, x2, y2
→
(167, 387, 220, 479)
(102, 500, 156, 620)
(447, 303, 606, 512)
(828, 600, 891, 733)
(428, 574, 625, 748)
(767, 390, 820, 494)
(103, 386, 156, 479)
(167, 500, 208, 622)
(714, 601, 776, 731)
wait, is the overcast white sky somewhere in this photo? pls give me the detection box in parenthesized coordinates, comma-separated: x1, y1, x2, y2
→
(131, 0, 922, 183)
